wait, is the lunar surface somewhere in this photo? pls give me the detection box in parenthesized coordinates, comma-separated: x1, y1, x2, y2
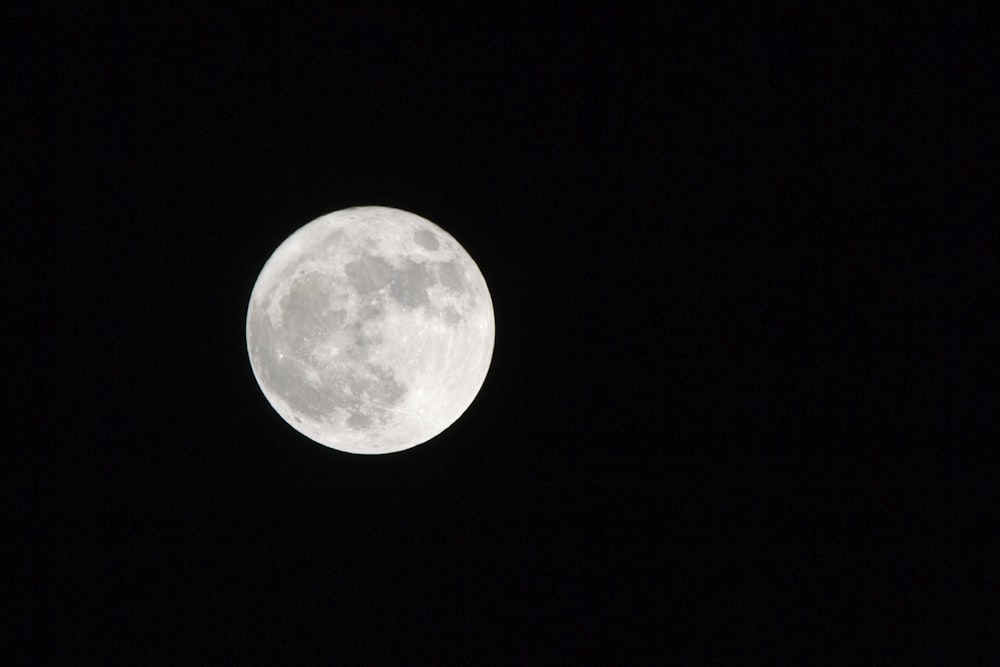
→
(246, 206, 495, 454)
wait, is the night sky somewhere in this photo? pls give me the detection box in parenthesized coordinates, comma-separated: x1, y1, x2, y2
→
(7, 5, 997, 663)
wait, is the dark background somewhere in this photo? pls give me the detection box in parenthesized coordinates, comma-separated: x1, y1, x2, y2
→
(6, 4, 998, 663)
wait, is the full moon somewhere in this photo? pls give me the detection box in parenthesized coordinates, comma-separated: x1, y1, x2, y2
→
(246, 206, 495, 454)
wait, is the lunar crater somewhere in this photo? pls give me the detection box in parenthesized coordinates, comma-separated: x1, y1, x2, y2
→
(413, 229, 440, 250)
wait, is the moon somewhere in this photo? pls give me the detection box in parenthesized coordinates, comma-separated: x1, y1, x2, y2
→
(246, 206, 495, 454)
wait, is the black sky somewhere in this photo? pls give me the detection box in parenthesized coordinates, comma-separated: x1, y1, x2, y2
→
(6, 5, 998, 663)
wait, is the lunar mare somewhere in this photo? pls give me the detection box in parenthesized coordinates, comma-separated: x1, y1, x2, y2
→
(246, 206, 494, 454)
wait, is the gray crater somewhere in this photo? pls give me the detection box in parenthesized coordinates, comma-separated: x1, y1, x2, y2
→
(435, 260, 467, 292)
(345, 253, 392, 294)
(389, 259, 435, 309)
(413, 229, 440, 251)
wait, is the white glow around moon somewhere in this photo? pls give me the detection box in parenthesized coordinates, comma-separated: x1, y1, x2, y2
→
(246, 206, 495, 454)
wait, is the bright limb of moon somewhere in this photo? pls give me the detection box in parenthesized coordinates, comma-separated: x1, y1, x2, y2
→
(246, 206, 495, 454)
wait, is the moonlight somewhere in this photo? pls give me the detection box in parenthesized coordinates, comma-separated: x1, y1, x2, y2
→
(246, 206, 495, 454)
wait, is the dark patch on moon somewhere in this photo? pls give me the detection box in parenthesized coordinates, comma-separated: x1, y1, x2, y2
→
(347, 412, 372, 429)
(389, 258, 435, 309)
(413, 229, 439, 251)
(367, 364, 407, 407)
(320, 230, 346, 251)
(435, 260, 467, 292)
(355, 301, 385, 326)
(344, 253, 393, 294)
(248, 314, 333, 421)
(280, 273, 334, 322)
(277, 274, 348, 354)
(252, 283, 410, 427)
